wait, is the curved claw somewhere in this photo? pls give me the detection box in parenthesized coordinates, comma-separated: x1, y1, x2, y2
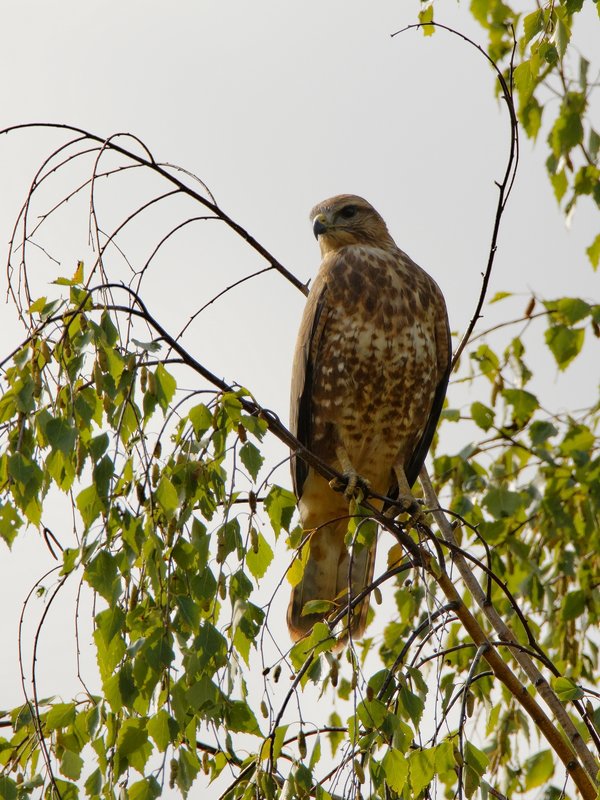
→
(329, 471, 371, 501)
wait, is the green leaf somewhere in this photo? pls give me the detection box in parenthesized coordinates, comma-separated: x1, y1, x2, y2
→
(586, 233, 600, 270)
(551, 676, 584, 701)
(301, 599, 335, 616)
(155, 474, 179, 517)
(225, 700, 260, 734)
(464, 740, 489, 797)
(409, 748, 435, 796)
(0, 501, 23, 547)
(562, 589, 586, 620)
(514, 60, 535, 107)
(47, 780, 79, 800)
(76, 484, 103, 528)
(357, 698, 387, 730)
(85, 550, 121, 604)
(547, 297, 591, 324)
(239, 441, 264, 480)
(128, 777, 162, 800)
(84, 768, 102, 797)
(521, 95, 543, 139)
(545, 324, 585, 369)
(148, 708, 179, 753)
(246, 530, 274, 580)
(260, 724, 288, 761)
(471, 402, 494, 431)
(60, 750, 84, 781)
(550, 107, 583, 156)
(489, 291, 512, 303)
(483, 487, 526, 518)
(589, 129, 600, 162)
(522, 9, 543, 43)
(189, 403, 213, 435)
(116, 717, 149, 757)
(289, 622, 335, 671)
(327, 712, 344, 756)
(264, 485, 296, 537)
(529, 420, 558, 445)
(524, 749, 554, 790)
(382, 748, 409, 792)
(100, 310, 119, 346)
(418, 4, 434, 34)
(502, 388, 539, 426)
(46, 702, 77, 731)
(155, 363, 176, 411)
(0, 777, 18, 800)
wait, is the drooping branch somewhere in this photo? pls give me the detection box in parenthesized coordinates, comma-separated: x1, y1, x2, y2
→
(420, 467, 599, 789)
(392, 22, 520, 371)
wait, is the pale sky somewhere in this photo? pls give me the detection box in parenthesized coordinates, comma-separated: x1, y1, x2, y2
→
(1, 0, 598, 795)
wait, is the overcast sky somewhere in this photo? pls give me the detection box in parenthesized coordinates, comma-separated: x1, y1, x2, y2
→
(1, 0, 598, 792)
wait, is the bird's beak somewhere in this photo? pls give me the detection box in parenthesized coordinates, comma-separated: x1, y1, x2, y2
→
(312, 213, 328, 239)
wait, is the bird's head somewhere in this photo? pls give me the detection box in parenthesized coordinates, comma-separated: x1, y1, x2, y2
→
(309, 194, 395, 256)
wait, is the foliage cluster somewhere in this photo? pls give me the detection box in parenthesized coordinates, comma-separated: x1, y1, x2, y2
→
(421, 0, 600, 267)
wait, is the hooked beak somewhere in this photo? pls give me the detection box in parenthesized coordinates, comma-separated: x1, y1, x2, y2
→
(312, 214, 328, 239)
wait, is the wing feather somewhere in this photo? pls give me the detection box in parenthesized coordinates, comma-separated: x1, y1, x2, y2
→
(289, 272, 330, 497)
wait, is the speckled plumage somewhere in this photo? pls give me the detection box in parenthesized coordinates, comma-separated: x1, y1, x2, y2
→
(288, 195, 450, 642)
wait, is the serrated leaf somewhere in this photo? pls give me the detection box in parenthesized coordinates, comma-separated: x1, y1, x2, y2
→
(155, 363, 176, 411)
(189, 403, 213, 435)
(471, 402, 494, 431)
(46, 702, 77, 731)
(552, 676, 584, 701)
(409, 748, 435, 796)
(0, 502, 23, 548)
(514, 60, 535, 106)
(116, 717, 149, 756)
(147, 709, 178, 752)
(264, 485, 296, 537)
(545, 324, 585, 369)
(155, 474, 179, 517)
(85, 550, 121, 604)
(502, 388, 539, 426)
(246, 530, 274, 580)
(464, 740, 489, 797)
(28, 296, 48, 314)
(60, 750, 84, 781)
(239, 441, 264, 480)
(225, 700, 260, 734)
(128, 777, 162, 800)
(523, 9, 543, 43)
(383, 748, 409, 792)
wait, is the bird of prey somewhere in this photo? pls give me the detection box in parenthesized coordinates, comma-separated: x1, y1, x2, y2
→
(287, 194, 450, 642)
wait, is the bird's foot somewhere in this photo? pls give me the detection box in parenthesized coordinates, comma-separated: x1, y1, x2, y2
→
(399, 496, 428, 529)
(329, 470, 371, 501)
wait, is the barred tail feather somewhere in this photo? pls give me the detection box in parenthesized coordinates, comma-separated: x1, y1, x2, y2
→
(287, 518, 377, 643)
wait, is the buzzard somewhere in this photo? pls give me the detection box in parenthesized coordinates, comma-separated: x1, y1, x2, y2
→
(287, 194, 450, 642)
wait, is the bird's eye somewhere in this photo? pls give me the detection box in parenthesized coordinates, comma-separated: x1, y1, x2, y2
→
(339, 205, 358, 220)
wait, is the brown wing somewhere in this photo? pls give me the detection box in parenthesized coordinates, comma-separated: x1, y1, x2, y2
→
(289, 270, 330, 498)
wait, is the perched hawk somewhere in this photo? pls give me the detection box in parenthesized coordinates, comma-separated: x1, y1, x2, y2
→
(287, 194, 450, 642)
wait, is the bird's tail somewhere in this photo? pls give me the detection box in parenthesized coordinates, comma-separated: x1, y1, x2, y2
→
(287, 517, 377, 643)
